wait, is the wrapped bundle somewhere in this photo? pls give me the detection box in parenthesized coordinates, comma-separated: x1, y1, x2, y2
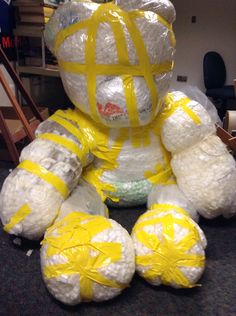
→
(44, 0, 176, 127)
(41, 211, 135, 305)
(132, 205, 206, 288)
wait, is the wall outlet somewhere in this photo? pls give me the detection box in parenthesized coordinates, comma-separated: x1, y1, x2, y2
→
(177, 75, 188, 82)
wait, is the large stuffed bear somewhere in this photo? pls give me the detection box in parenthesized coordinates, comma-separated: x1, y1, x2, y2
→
(1, 0, 236, 306)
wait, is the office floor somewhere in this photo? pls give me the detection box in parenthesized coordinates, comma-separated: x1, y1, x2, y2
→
(0, 165, 236, 316)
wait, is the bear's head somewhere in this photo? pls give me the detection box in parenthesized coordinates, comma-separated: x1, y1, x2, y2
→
(45, 0, 176, 128)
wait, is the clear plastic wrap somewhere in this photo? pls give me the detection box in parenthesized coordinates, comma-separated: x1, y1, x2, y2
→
(161, 91, 216, 153)
(148, 184, 199, 222)
(171, 135, 236, 219)
(44, 0, 176, 128)
(178, 85, 221, 125)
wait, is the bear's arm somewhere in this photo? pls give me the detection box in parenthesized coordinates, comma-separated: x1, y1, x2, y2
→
(159, 91, 236, 219)
(0, 109, 92, 240)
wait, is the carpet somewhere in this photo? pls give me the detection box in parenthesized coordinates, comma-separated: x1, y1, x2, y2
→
(0, 166, 236, 316)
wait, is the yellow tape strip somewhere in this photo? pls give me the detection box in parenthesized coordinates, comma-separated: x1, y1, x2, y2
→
(58, 60, 172, 77)
(54, 19, 90, 54)
(42, 212, 126, 301)
(133, 210, 205, 288)
(37, 133, 87, 166)
(18, 160, 69, 199)
(157, 94, 202, 129)
(119, 9, 159, 121)
(149, 203, 189, 217)
(4, 204, 31, 233)
(50, 114, 86, 143)
(145, 162, 173, 185)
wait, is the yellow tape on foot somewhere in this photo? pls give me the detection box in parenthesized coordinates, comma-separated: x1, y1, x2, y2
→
(133, 209, 205, 288)
(42, 212, 126, 301)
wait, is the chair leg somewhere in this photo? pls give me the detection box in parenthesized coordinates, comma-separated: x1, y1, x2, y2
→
(0, 110, 19, 165)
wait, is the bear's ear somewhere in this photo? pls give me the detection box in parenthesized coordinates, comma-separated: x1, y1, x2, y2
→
(44, 4, 68, 55)
(116, 0, 176, 24)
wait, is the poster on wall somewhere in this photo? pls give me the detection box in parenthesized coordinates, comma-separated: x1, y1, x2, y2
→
(0, 0, 17, 61)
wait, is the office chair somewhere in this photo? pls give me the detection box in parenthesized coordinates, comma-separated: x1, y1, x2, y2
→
(203, 51, 235, 119)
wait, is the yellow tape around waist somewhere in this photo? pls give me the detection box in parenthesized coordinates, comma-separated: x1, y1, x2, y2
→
(18, 160, 69, 199)
(42, 212, 126, 301)
(133, 210, 205, 288)
(4, 204, 31, 233)
(37, 133, 87, 166)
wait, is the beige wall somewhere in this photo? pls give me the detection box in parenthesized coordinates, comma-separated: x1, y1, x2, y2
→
(170, 0, 236, 92)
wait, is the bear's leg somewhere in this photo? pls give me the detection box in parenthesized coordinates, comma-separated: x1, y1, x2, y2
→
(147, 183, 199, 222)
(57, 179, 108, 220)
(40, 181, 135, 305)
(130, 183, 207, 289)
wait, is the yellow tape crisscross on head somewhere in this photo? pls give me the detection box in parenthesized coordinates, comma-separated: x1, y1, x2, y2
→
(133, 208, 205, 288)
(18, 160, 69, 199)
(4, 204, 31, 233)
(42, 212, 127, 301)
(54, 3, 175, 126)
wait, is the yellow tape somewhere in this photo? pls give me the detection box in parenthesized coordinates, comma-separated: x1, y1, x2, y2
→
(145, 163, 173, 185)
(54, 19, 90, 55)
(37, 133, 87, 166)
(50, 114, 87, 144)
(4, 204, 31, 233)
(133, 209, 205, 288)
(42, 212, 126, 301)
(58, 60, 173, 77)
(18, 160, 69, 199)
(156, 93, 202, 132)
(149, 203, 189, 217)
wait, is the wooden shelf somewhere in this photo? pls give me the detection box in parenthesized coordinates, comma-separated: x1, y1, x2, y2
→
(13, 27, 44, 38)
(17, 65, 60, 77)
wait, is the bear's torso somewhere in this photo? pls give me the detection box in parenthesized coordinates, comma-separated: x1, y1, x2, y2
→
(72, 109, 174, 206)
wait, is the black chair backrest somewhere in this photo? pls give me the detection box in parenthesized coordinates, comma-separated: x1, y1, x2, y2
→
(203, 51, 226, 89)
